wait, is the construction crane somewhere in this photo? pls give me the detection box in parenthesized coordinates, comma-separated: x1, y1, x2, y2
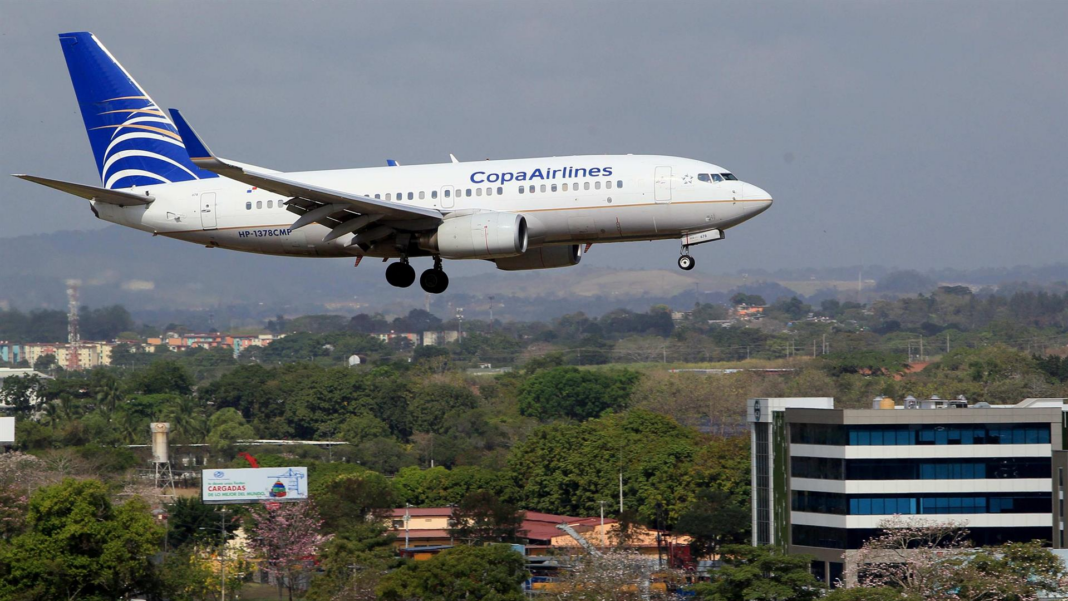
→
(237, 451, 259, 468)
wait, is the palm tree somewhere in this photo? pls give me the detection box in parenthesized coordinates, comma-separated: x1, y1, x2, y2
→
(164, 396, 209, 443)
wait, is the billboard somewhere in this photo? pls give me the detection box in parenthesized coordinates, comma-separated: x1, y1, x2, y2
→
(0, 417, 13, 445)
(202, 467, 308, 504)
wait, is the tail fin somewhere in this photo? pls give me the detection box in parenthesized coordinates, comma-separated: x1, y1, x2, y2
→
(58, 32, 218, 189)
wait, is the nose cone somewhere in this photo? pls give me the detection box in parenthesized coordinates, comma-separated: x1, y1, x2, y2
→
(744, 183, 772, 202)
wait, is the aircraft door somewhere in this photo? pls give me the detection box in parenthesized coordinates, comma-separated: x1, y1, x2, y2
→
(200, 192, 217, 229)
(440, 185, 455, 209)
(654, 167, 672, 203)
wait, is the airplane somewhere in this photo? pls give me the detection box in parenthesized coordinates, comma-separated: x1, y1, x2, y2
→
(15, 32, 773, 294)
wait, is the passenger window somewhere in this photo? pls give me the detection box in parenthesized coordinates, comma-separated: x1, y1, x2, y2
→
(466, 188, 472, 197)
(595, 181, 601, 190)
(256, 200, 262, 209)
(397, 192, 402, 200)
(529, 185, 535, 193)
(617, 180, 623, 188)
(386, 193, 391, 201)
(486, 187, 492, 196)
(606, 181, 612, 190)
(573, 182, 578, 190)
(267, 200, 273, 208)
(476, 188, 483, 196)
(407, 192, 413, 200)
(419, 191, 425, 200)
(497, 186, 503, 195)
(245, 201, 251, 210)
(540, 184, 546, 192)
(444, 189, 451, 198)
(519, 186, 525, 194)
(584, 182, 590, 190)
(562, 183, 568, 192)
(551, 184, 558, 192)
(431, 190, 437, 199)
(375, 194, 381, 199)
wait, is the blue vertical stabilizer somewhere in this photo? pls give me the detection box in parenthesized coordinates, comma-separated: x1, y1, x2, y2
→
(58, 32, 218, 189)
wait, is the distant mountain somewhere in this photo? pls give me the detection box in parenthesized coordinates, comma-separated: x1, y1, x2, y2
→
(1, 227, 1063, 329)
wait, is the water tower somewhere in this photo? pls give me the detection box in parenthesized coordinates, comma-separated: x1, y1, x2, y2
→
(150, 422, 176, 494)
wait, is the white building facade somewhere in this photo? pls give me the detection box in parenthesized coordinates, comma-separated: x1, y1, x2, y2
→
(749, 397, 1068, 586)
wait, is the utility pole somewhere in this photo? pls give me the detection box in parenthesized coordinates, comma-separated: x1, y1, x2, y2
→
(946, 333, 950, 354)
(919, 336, 924, 361)
(218, 509, 229, 601)
(404, 504, 411, 548)
(619, 470, 624, 513)
(599, 500, 607, 546)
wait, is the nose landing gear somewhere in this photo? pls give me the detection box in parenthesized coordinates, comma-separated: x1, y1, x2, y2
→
(420, 256, 449, 294)
(678, 243, 696, 271)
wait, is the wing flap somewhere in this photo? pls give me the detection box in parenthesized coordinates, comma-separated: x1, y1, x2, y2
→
(13, 174, 153, 206)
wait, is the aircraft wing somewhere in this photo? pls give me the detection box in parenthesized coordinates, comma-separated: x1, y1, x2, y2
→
(13, 174, 153, 206)
(168, 109, 442, 223)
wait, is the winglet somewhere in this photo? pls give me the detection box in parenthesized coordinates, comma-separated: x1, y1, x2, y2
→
(168, 109, 215, 162)
(449, 154, 460, 164)
(386, 159, 400, 167)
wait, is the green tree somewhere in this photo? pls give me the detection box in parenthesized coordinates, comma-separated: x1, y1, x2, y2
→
(0, 373, 43, 415)
(378, 544, 528, 601)
(0, 478, 163, 600)
(126, 360, 195, 395)
(508, 410, 699, 524)
(306, 523, 399, 601)
(824, 588, 920, 601)
(314, 470, 397, 534)
(449, 491, 525, 545)
(673, 489, 749, 559)
(517, 366, 640, 421)
(206, 408, 256, 455)
(693, 544, 820, 601)
(408, 383, 479, 434)
(33, 353, 59, 373)
(166, 497, 239, 549)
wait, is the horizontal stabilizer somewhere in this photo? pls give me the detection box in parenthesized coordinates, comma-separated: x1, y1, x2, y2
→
(13, 174, 153, 206)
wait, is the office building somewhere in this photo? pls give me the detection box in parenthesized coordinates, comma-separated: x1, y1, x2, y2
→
(749, 396, 1068, 585)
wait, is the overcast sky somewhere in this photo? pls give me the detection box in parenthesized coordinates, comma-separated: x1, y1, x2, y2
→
(1, 1, 1065, 273)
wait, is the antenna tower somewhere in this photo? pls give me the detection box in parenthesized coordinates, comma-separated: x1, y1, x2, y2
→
(66, 280, 81, 371)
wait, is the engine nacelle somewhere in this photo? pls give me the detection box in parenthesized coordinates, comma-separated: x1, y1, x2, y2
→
(494, 244, 583, 271)
(420, 212, 528, 259)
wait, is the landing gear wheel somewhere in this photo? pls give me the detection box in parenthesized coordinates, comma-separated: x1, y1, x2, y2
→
(420, 268, 449, 294)
(385, 262, 416, 287)
(678, 255, 695, 271)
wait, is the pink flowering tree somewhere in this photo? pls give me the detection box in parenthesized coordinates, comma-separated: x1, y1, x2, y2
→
(844, 516, 1067, 601)
(248, 500, 328, 601)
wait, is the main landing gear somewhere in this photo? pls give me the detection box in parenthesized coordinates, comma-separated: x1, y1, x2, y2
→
(385, 259, 416, 288)
(420, 257, 449, 294)
(385, 257, 449, 294)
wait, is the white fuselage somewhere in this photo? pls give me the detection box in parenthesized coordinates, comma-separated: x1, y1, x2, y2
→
(92, 154, 772, 259)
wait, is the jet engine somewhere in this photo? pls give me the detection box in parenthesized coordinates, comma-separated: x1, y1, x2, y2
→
(494, 244, 582, 271)
(418, 211, 527, 259)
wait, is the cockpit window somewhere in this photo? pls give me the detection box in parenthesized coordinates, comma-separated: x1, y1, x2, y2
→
(698, 174, 711, 183)
(720, 173, 738, 181)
